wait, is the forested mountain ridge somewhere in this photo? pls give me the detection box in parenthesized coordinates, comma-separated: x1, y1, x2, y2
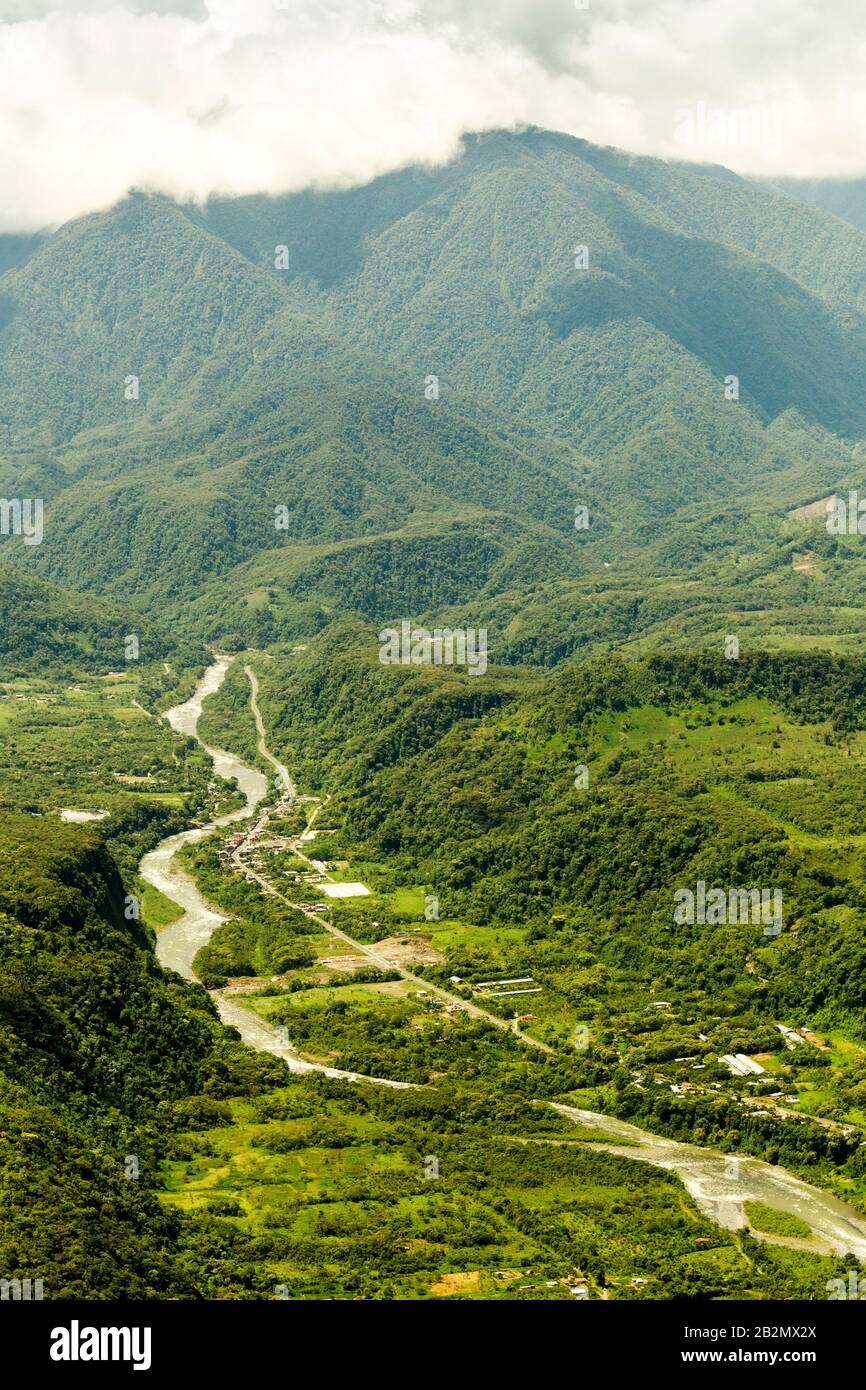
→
(201, 129, 866, 494)
(2, 129, 866, 656)
(772, 176, 866, 237)
(0, 812, 282, 1296)
(0, 562, 202, 675)
(0, 189, 590, 622)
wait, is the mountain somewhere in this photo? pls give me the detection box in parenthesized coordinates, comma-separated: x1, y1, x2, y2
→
(0, 190, 587, 630)
(0, 232, 46, 278)
(0, 811, 275, 1297)
(3, 128, 866, 658)
(771, 177, 866, 236)
(0, 562, 199, 676)
(201, 129, 866, 505)
(7, 128, 866, 1303)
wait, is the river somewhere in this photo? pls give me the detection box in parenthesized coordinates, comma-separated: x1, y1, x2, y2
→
(139, 656, 413, 1087)
(552, 1104, 866, 1259)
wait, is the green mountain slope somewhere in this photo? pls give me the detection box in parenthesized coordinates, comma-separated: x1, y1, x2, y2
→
(0, 563, 200, 676)
(201, 129, 866, 502)
(771, 177, 866, 236)
(3, 129, 866, 657)
(0, 812, 277, 1297)
(0, 191, 589, 620)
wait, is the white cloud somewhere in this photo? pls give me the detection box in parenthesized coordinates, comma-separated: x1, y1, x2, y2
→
(0, 0, 864, 231)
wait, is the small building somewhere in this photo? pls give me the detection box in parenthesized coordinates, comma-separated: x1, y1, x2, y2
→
(720, 1053, 765, 1077)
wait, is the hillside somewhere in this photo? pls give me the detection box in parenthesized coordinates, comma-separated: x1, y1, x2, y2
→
(202, 129, 866, 508)
(772, 177, 866, 236)
(0, 562, 201, 676)
(2, 132, 866, 659)
(0, 812, 279, 1296)
(207, 635, 866, 1139)
(0, 191, 581, 598)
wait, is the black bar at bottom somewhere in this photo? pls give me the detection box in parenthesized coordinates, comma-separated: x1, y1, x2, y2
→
(0, 1297, 854, 1377)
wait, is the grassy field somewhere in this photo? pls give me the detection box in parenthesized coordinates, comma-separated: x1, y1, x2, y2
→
(744, 1202, 813, 1240)
(157, 1081, 843, 1300)
(0, 662, 243, 886)
(141, 882, 184, 931)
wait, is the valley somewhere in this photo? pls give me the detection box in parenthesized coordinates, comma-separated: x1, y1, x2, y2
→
(143, 649, 866, 1283)
(5, 123, 866, 1304)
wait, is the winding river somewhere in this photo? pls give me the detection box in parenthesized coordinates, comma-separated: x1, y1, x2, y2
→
(141, 656, 267, 980)
(139, 657, 412, 1088)
(140, 658, 866, 1256)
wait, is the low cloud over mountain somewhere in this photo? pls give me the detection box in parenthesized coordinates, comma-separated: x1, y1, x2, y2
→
(1, 0, 865, 231)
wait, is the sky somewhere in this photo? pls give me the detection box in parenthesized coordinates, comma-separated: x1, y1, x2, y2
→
(0, 0, 863, 231)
